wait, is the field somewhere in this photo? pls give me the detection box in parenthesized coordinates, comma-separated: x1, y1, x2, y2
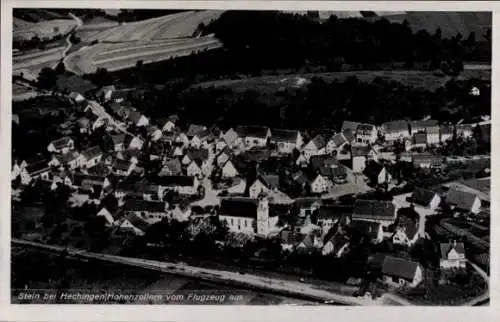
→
(384, 12, 492, 38)
(13, 19, 77, 42)
(194, 69, 491, 93)
(13, 45, 67, 79)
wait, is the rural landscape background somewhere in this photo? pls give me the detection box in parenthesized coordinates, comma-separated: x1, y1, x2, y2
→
(11, 9, 491, 306)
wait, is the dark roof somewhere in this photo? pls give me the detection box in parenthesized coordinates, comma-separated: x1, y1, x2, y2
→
(242, 149, 271, 162)
(116, 180, 158, 195)
(185, 148, 209, 161)
(82, 146, 103, 160)
(235, 125, 269, 139)
(439, 242, 466, 259)
(292, 171, 310, 186)
(353, 200, 395, 220)
(259, 175, 280, 190)
(123, 213, 150, 233)
(342, 121, 362, 132)
(440, 124, 454, 135)
(160, 158, 182, 176)
(412, 152, 441, 164)
(280, 230, 305, 245)
(151, 175, 195, 187)
(87, 163, 110, 176)
(128, 110, 145, 124)
(112, 134, 126, 145)
(381, 256, 421, 281)
(271, 129, 300, 143)
(51, 136, 72, 149)
(310, 155, 337, 172)
(351, 220, 382, 240)
(446, 188, 479, 211)
(395, 208, 419, 240)
(306, 135, 326, 150)
(363, 160, 384, 179)
(73, 174, 105, 187)
(295, 197, 323, 209)
(113, 159, 131, 171)
(26, 160, 50, 174)
(351, 145, 371, 157)
(123, 199, 166, 213)
(319, 164, 347, 179)
(219, 197, 259, 218)
(330, 133, 347, 147)
(382, 120, 409, 133)
(186, 124, 207, 137)
(356, 124, 375, 133)
(58, 151, 80, 164)
(413, 132, 427, 145)
(410, 119, 439, 130)
(342, 128, 355, 143)
(411, 188, 437, 207)
(318, 205, 352, 220)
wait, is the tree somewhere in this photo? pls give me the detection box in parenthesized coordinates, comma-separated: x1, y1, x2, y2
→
(55, 62, 66, 75)
(92, 67, 113, 87)
(37, 67, 58, 90)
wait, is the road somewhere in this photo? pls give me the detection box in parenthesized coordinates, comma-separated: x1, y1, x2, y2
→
(85, 100, 136, 137)
(12, 238, 385, 306)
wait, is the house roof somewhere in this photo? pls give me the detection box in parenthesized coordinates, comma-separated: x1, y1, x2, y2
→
(280, 229, 305, 245)
(342, 128, 355, 143)
(395, 207, 419, 240)
(58, 151, 80, 164)
(351, 220, 382, 240)
(330, 132, 347, 147)
(235, 125, 269, 139)
(382, 120, 409, 133)
(219, 197, 259, 219)
(82, 146, 103, 160)
(259, 175, 280, 190)
(356, 124, 376, 133)
(439, 242, 466, 259)
(242, 148, 271, 162)
(185, 148, 209, 161)
(319, 164, 347, 179)
(363, 160, 384, 179)
(381, 255, 421, 281)
(411, 188, 437, 207)
(353, 199, 395, 220)
(351, 145, 372, 157)
(123, 199, 166, 213)
(292, 171, 310, 186)
(318, 205, 352, 220)
(306, 135, 326, 150)
(222, 128, 239, 145)
(446, 188, 479, 211)
(51, 136, 73, 149)
(440, 124, 454, 135)
(26, 160, 50, 174)
(310, 155, 337, 172)
(112, 134, 126, 145)
(410, 119, 439, 130)
(271, 129, 300, 143)
(186, 124, 207, 137)
(123, 212, 150, 233)
(412, 152, 441, 164)
(112, 159, 131, 171)
(73, 174, 105, 187)
(87, 163, 110, 176)
(342, 121, 362, 132)
(160, 158, 182, 176)
(128, 110, 145, 124)
(295, 197, 323, 209)
(151, 175, 195, 187)
(413, 132, 427, 145)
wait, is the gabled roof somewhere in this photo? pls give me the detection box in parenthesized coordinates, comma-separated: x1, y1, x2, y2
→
(111, 134, 126, 145)
(439, 242, 466, 259)
(235, 125, 269, 139)
(440, 124, 454, 135)
(58, 151, 80, 164)
(342, 128, 355, 143)
(382, 120, 409, 133)
(356, 124, 376, 133)
(50, 136, 73, 149)
(411, 188, 438, 207)
(306, 135, 326, 150)
(353, 199, 395, 220)
(151, 175, 195, 187)
(363, 160, 384, 179)
(329, 132, 347, 147)
(395, 207, 419, 240)
(123, 212, 150, 233)
(319, 164, 347, 179)
(410, 119, 439, 130)
(160, 158, 182, 176)
(73, 174, 106, 187)
(219, 197, 259, 218)
(128, 110, 145, 124)
(222, 128, 239, 145)
(185, 148, 209, 161)
(295, 197, 323, 209)
(26, 160, 50, 174)
(446, 188, 479, 211)
(351, 220, 382, 240)
(310, 155, 337, 172)
(292, 171, 310, 186)
(413, 132, 427, 145)
(381, 255, 421, 281)
(123, 199, 166, 213)
(342, 121, 362, 132)
(112, 159, 131, 171)
(82, 146, 103, 160)
(186, 124, 207, 137)
(257, 175, 280, 190)
(271, 129, 300, 143)
(318, 205, 352, 220)
(351, 145, 372, 157)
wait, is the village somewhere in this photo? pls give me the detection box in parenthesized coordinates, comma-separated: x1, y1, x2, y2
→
(10, 79, 491, 305)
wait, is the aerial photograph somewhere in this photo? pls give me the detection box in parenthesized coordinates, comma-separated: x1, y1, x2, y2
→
(11, 9, 491, 306)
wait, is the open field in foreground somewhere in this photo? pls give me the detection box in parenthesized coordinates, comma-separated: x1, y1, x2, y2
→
(65, 35, 222, 74)
(194, 69, 491, 93)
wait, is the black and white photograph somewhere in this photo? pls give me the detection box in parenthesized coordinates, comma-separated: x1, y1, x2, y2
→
(7, 3, 492, 309)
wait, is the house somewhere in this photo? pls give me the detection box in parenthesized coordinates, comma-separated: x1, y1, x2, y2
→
(310, 173, 333, 194)
(96, 85, 116, 102)
(159, 158, 182, 176)
(175, 132, 190, 147)
(270, 129, 304, 154)
(379, 255, 423, 288)
(351, 145, 373, 173)
(111, 134, 126, 152)
(146, 125, 162, 141)
(352, 199, 396, 226)
(355, 124, 377, 145)
(412, 132, 427, 149)
(123, 199, 168, 224)
(392, 207, 420, 247)
(50, 171, 74, 190)
(128, 136, 144, 151)
(351, 220, 384, 244)
(341, 121, 362, 133)
(153, 175, 200, 197)
(109, 102, 129, 120)
(19, 161, 51, 185)
(47, 137, 74, 154)
(79, 146, 103, 168)
(456, 124, 473, 138)
(297, 232, 324, 253)
(49, 151, 81, 170)
(318, 163, 348, 185)
(127, 110, 149, 127)
(171, 202, 192, 222)
(69, 91, 85, 103)
(439, 241, 466, 269)
(426, 126, 440, 145)
(219, 197, 278, 236)
(112, 159, 136, 176)
(114, 180, 158, 200)
(216, 147, 232, 167)
(279, 230, 305, 252)
(412, 152, 442, 169)
(410, 187, 441, 210)
(302, 135, 327, 159)
(236, 125, 271, 148)
(381, 120, 410, 142)
(182, 148, 209, 166)
(76, 117, 91, 134)
(445, 188, 481, 214)
(292, 197, 320, 217)
(96, 207, 120, 226)
(248, 175, 280, 198)
(221, 160, 239, 178)
(440, 124, 454, 143)
(161, 115, 178, 132)
(410, 119, 439, 135)
(118, 213, 150, 236)
(322, 233, 350, 257)
(74, 174, 111, 196)
(316, 205, 352, 235)
(326, 132, 348, 154)
(186, 159, 204, 178)
(363, 160, 391, 185)
(186, 124, 208, 138)
(220, 127, 242, 150)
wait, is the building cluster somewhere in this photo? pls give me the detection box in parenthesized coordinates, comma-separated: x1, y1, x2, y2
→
(11, 85, 490, 290)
